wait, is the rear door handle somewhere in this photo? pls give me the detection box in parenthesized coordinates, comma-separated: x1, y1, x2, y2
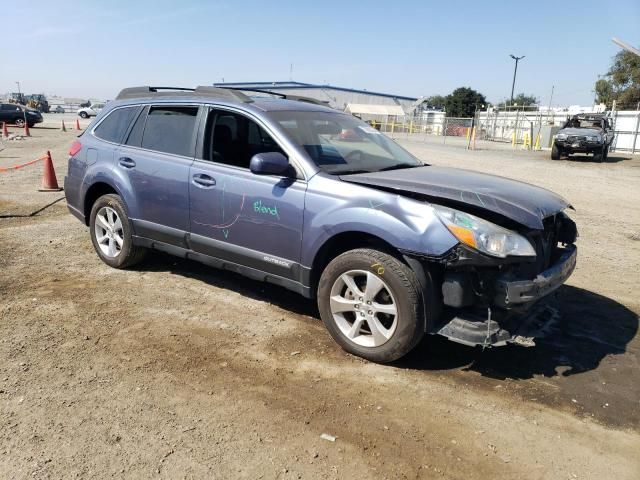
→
(192, 173, 216, 188)
(118, 157, 136, 168)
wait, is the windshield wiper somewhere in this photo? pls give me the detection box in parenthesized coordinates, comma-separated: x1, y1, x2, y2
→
(377, 163, 421, 172)
(334, 169, 370, 175)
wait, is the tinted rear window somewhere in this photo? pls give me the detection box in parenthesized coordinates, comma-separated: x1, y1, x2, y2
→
(141, 106, 198, 156)
(94, 107, 139, 143)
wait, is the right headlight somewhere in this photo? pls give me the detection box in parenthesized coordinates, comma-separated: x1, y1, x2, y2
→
(433, 205, 536, 258)
(556, 133, 567, 140)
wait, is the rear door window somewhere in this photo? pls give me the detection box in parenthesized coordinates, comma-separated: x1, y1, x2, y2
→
(140, 106, 199, 157)
(93, 106, 140, 144)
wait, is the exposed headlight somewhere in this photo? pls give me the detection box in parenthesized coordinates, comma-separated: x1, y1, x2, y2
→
(586, 135, 601, 142)
(556, 133, 567, 140)
(433, 205, 536, 258)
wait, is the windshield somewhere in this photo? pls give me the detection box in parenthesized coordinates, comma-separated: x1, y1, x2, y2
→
(564, 118, 604, 130)
(268, 111, 422, 174)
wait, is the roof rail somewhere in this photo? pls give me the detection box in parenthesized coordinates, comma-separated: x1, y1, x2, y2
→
(221, 87, 330, 106)
(115, 85, 253, 103)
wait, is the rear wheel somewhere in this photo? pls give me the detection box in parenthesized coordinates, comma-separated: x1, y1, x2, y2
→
(551, 142, 561, 160)
(317, 248, 426, 363)
(89, 194, 146, 269)
(79, 111, 89, 119)
(14, 118, 25, 128)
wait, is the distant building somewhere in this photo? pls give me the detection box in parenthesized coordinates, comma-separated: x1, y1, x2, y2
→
(213, 81, 418, 111)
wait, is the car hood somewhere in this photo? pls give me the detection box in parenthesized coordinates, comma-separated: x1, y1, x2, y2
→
(558, 127, 602, 136)
(340, 166, 571, 229)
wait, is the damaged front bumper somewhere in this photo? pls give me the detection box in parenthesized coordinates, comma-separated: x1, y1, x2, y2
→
(434, 245, 577, 348)
(494, 245, 577, 308)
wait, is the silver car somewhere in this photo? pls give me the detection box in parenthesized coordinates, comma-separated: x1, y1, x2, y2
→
(77, 103, 105, 119)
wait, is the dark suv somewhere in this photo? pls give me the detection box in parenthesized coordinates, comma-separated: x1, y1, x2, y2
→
(65, 86, 578, 363)
(552, 114, 614, 162)
(0, 103, 43, 127)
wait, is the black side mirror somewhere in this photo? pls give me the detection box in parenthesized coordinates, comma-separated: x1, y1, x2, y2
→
(249, 152, 292, 176)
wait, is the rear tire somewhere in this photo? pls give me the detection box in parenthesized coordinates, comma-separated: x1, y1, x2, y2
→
(15, 118, 25, 128)
(551, 142, 561, 160)
(317, 248, 426, 363)
(79, 111, 89, 119)
(89, 194, 146, 269)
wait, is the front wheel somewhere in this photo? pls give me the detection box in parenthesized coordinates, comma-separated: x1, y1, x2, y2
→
(317, 248, 426, 363)
(79, 111, 89, 119)
(89, 194, 146, 269)
(593, 147, 604, 162)
(551, 142, 561, 160)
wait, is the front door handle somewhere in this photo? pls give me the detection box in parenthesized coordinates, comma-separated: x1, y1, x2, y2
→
(192, 173, 216, 188)
(118, 157, 136, 168)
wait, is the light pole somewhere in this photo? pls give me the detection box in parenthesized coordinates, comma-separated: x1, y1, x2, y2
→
(509, 54, 525, 105)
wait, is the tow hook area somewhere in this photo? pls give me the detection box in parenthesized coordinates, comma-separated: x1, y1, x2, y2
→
(435, 303, 560, 348)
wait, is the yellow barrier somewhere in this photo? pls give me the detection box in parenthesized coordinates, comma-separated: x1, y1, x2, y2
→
(534, 133, 541, 150)
(511, 131, 516, 147)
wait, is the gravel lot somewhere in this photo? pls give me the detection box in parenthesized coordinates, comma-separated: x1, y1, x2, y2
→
(1, 126, 639, 479)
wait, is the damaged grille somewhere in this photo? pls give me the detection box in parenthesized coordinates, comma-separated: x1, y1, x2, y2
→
(566, 135, 586, 143)
(526, 213, 576, 275)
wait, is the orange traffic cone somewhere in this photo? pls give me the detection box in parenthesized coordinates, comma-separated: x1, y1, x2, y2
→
(75, 118, 81, 130)
(2, 122, 7, 138)
(38, 151, 63, 192)
(61, 120, 67, 132)
(24, 122, 30, 137)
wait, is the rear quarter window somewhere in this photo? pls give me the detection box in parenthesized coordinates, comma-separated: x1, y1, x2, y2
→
(93, 106, 140, 144)
(140, 106, 199, 156)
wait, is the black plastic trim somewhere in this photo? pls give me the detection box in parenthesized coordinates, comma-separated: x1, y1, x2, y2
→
(132, 236, 311, 297)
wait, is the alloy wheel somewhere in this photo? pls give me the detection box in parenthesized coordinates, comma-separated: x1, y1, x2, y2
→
(329, 269, 398, 347)
(94, 206, 124, 258)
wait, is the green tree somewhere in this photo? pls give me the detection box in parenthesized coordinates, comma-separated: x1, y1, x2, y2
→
(511, 93, 538, 107)
(595, 78, 614, 105)
(444, 87, 487, 117)
(595, 50, 640, 108)
(425, 95, 446, 110)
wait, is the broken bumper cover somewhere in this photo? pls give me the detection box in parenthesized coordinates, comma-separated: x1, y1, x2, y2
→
(435, 245, 576, 348)
(494, 245, 577, 308)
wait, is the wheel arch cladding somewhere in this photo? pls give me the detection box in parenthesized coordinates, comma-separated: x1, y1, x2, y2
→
(83, 182, 119, 225)
(310, 231, 402, 296)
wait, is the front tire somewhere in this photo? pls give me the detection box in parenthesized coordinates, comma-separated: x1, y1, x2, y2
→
(551, 142, 561, 160)
(593, 147, 604, 162)
(317, 248, 426, 363)
(89, 194, 146, 269)
(79, 111, 89, 119)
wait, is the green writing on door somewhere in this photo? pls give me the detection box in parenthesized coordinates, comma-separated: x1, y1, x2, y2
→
(254, 200, 279, 219)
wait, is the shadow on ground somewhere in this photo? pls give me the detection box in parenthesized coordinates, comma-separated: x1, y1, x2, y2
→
(400, 285, 638, 381)
(139, 254, 638, 382)
(563, 154, 632, 164)
(136, 254, 639, 427)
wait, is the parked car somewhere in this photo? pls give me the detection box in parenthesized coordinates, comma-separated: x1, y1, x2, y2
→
(64, 86, 578, 363)
(552, 114, 615, 162)
(52, 105, 66, 114)
(77, 103, 105, 118)
(0, 103, 43, 127)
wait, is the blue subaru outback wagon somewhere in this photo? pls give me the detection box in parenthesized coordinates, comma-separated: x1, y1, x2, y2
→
(65, 86, 578, 362)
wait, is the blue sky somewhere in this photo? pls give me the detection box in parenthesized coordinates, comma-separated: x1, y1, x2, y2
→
(2, 0, 638, 106)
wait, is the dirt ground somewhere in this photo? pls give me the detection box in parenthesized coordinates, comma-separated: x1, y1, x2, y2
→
(1, 123, 639, 479)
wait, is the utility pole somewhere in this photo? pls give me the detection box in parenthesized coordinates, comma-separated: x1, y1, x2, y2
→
(509, 55, 525, 105)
